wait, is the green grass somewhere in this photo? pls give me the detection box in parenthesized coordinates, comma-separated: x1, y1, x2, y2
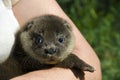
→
(57, 0, 120, 80)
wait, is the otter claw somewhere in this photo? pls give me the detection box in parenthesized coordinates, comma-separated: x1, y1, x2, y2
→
(82, 66, 95, 72)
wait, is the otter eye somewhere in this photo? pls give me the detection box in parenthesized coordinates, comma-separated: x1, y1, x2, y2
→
(58, 37, 65, 43)
(35, 36, 43, 44)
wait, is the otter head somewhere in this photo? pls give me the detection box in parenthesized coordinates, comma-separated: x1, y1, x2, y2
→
(20, 15, 74, 64)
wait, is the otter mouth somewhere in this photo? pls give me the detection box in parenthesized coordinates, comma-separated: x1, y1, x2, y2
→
(42, 54, 61, 64)
(46, 54, 58, 61)
(45, 59, 60, 64)
(34, 51, 62, 64)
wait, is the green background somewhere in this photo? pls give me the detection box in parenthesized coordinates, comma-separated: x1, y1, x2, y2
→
(57, 0, 120, 80)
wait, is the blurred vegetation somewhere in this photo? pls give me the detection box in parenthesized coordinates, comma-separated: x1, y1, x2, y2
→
(57, 0, 120, 80)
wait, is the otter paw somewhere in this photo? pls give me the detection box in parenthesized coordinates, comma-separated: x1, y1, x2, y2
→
(82, 65, 95, 72)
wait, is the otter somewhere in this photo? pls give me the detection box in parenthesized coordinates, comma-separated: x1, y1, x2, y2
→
(0, 15, 94, 80)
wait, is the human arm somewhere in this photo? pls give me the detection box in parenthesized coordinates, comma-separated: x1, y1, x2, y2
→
(11, 0, 102, 80)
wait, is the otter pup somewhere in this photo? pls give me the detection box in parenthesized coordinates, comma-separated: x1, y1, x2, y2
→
(0, 15, 94, 80)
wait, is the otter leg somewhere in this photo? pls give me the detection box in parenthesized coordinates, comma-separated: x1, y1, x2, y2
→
(55, 54, 95, 72)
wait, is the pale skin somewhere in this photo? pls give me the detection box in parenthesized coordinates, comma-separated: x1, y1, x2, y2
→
(11, 0, 102, 80)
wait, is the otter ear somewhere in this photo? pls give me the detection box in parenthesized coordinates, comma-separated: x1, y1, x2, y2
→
(64, 22, 72, 31)
(23, 21, 34, 31)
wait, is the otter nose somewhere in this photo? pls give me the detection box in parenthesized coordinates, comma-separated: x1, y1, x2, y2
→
(44, 48, 57, 54)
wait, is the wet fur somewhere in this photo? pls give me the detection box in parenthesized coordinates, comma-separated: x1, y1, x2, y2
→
(0, 15, 94, 80)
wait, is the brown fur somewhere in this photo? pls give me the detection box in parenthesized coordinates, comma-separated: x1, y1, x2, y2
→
(0, 15, 94, 80)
